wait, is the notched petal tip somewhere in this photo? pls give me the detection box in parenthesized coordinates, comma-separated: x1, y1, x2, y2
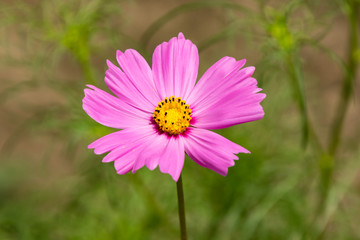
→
(88, 141, 108, 155)
(238, 58, 247, 65)
(115, 50, 126, 61)
(258, 93, 266, 101)
(85, 84, 95, 90)
(173, 174, 180, 182)
(159, 163, 183, 182)
(233, 143, 251, 154)
(241, 149, 251, 154)
(178, 32, 185, 39)
(122, 49, 139, 57)
(220, 169, 229, 177)
(88, 142, 95, 149)
(161, 167, 181, 182)
(106, 59, 113, 67)
(116, 49, 140, 61)
(257, 105, 266, 120)
(244, 66, 255, 76)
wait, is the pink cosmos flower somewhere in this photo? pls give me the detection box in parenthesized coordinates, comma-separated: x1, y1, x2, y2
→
(83, 33, 265, 181)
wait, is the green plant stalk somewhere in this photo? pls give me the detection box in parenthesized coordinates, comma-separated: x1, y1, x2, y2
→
(128, 175, 177, 233)
(198, 23, 238, 53)
(140, 1, 249, 48)
(317, 0, 359, 237)
(176, 174, 187, 240)
(328, 1, 359, 157)
(286, 52, 309, 148)
(79, 57, 97, 85)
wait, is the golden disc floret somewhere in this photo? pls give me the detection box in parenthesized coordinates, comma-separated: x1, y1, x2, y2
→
(153, 96, 192, 135)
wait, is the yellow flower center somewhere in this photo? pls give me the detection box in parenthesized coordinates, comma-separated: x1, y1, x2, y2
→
(153, 96, 192, 135)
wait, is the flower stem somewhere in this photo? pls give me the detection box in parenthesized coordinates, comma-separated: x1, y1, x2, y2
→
(314, 1, 359, 239)
(319, 0, 359, 212)
(176, 174, 188, 240)
(140, 1, 249, 48)
(328, 0, 359, 157)
(286, 52, 309, 148)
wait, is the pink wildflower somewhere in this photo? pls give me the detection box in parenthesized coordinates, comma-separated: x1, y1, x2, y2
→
(83, 33, 265, 181)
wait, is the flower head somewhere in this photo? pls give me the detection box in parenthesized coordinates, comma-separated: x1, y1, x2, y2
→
(83, 33, 266, 181)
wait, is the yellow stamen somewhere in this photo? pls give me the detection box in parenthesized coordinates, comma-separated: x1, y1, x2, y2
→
(153, 96, 192, 135)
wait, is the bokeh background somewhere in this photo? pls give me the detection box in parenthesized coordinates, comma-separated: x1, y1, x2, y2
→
(1, 0, 359, 239)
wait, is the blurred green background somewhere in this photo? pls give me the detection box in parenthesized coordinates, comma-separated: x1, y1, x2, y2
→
(1, 0, 359, 239)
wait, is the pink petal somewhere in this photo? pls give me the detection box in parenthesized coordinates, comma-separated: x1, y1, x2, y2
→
(100, 127, 155, 163)
(131, 131, 168, 173)
(89, 126, 185, 180)
(114, 133, 160, 175)
(189, 61, 265, 129)
(116, 50, 161, 105)
(141, 133, 169, 171)
(105, 49, 161, 112)
(92, 126, 159, 175)
(158, 135, 185, 181)
(88, 126, 155, 155)
(83, 85, 150, 129)
(181, 128, 249, 176)
(152, 32, 199, 100)
(105, 60, 153, 111)
(187, 56, 246, 106)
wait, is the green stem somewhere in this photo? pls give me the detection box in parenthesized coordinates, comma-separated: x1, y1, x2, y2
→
(286, 52, 309, 148)
(321, 0, 359, 207)
(198, 22, 238, 53)
(79, 57, 97, 85)
(315, 1, 359, 239)
(129, 175, 176, 233)
(140, 1, 248, 49)
(328, 0, 359, 156)
(176, 174, 187, 240)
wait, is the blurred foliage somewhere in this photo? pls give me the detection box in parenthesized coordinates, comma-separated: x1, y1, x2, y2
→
(0, 0, 359, 240)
